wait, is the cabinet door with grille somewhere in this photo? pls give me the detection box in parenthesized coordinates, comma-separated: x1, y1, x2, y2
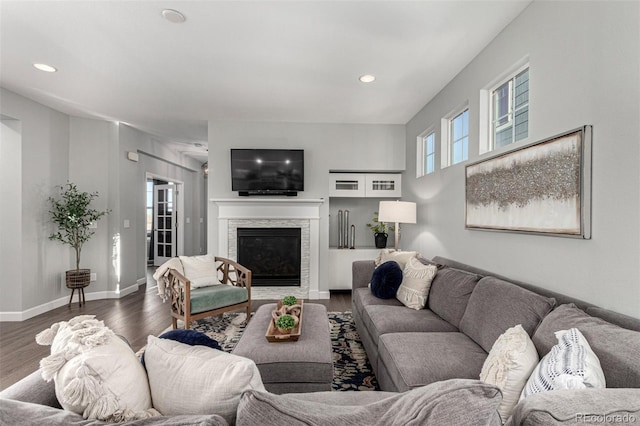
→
(365, 174, 402, 197)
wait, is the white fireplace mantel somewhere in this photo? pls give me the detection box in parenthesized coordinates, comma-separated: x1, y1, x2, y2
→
(210, 198, 326, 300)
(211, 198, 324, 220)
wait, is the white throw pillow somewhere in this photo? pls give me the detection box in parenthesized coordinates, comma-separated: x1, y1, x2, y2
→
(396, 257, 438, 310)
(36, 315, 156, 422)
(480, 324, 539, 423)
(520, 328, 605, 401)
(179, 254, 218, 288)
(375, 249, 419, 270)
(144, 335, 266, 425)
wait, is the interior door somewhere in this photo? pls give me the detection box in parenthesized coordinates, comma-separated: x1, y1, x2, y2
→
(154, 184, 177, 266)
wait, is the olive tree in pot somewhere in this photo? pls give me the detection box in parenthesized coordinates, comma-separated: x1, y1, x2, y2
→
(48, 183, 110, 306)
(366, 212, 394, 249)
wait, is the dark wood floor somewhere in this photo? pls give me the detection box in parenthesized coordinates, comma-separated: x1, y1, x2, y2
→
(0, 276, 352, 391)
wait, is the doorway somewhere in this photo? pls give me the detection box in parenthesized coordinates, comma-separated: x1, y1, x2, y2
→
(146, 175, 184, 266)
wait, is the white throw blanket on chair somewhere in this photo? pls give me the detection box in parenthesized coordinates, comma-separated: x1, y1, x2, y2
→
(152, 258, 184, 302)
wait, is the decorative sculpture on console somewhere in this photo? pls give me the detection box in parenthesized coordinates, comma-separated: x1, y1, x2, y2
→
(350, 224, 356, 249)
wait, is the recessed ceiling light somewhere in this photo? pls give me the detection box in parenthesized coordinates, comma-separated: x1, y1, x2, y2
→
(162, 9, 186, 23)
(359, 74, 376, 83)
(33, 63, 57, 73)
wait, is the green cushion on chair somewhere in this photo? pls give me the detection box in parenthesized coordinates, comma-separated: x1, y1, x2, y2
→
(190, 285, 248, 314)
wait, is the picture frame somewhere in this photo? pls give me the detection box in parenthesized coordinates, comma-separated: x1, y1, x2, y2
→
(465, 125, 592, 238)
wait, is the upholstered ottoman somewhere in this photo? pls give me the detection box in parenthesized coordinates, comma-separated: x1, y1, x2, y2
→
(232, 303, 333, 393)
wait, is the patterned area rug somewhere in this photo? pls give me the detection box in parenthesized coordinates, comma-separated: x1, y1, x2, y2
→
(187, 311, 379, 391)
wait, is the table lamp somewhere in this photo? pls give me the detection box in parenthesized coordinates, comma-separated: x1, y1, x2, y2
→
(378, 200, 417, 250)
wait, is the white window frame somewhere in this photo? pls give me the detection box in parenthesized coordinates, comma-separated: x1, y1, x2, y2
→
(480, 57, 530, 154)
(146, 181, 154, 234)
(441, 103, 469, 168)
(416, 127, 436, 177)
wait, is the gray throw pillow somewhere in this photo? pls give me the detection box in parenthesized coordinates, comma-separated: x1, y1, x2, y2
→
(428, 267, 482, 328)
(237, 378, 502, 426)
(532, 304, 640, 388)
(459, 276, 555, 353)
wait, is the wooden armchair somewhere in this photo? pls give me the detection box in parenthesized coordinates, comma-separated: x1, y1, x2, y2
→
(167, 256, 252, 329)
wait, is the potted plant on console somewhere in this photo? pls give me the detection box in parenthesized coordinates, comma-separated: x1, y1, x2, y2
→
(366, 211, 394, 249)
(48, 182, 110, 307)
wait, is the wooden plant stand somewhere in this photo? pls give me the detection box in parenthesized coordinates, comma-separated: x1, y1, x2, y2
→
(66, 269, 91, 307)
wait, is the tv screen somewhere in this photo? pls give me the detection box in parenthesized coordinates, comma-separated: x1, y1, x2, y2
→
(231, 149, 304, 194)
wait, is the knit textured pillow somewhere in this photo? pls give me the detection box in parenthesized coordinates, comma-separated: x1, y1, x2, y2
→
(36, 315, 158, 422)
(480, 324, 539, 423)
(520, 327, 605, 400)
(396, 256, 438, 310)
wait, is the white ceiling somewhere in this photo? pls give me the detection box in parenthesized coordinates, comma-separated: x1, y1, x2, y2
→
(1, 1, 531, 159)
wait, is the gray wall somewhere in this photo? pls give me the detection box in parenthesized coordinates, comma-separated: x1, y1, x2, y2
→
(403, 1, 640, 318)
(68, 117, 116, 293)
(0, 89, 205, 319)
(207, 121, 406, 292)
(0, 119, 23, 311)
(0, 89, 70, 314)
(118, 124, 207, 281)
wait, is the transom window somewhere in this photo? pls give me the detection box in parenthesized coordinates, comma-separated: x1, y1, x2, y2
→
(417, 130, 436, 177)
(491, 67, 529, 149)
(424, 132, 436, 174)
(450, 109, 469, 165)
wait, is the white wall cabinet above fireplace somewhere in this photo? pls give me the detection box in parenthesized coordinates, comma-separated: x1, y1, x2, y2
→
(329, 173, 402, 198)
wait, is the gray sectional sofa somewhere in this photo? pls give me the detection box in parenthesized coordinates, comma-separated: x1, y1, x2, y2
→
(352, 255, 640, 423)
(1, 255, 639, 425)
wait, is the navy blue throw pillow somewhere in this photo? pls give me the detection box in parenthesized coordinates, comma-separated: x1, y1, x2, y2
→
(141, 329, 221, 366)
(370, 261, 403, 299)
(158, 329, 222, 350)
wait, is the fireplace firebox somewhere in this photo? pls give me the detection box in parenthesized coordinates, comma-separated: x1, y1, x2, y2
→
(237, 228, 301, 286)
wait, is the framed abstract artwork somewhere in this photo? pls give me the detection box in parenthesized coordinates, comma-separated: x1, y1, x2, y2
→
(465, 126, 592, 238)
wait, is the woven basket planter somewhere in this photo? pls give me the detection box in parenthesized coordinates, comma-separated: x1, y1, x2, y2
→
(66, 269, 90, 289)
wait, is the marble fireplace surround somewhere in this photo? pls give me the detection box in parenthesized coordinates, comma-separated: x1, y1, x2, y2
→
(212, 198, 325, 300)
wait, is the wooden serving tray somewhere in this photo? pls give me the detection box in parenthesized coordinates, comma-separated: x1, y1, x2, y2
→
(265, 300, 304, 342)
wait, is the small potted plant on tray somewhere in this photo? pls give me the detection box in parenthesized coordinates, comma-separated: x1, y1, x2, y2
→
(275, 314, 298, 334)
(282, 295, 298, 306)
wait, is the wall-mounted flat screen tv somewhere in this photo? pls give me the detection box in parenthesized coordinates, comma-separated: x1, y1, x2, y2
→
(231, 149, 304, 196)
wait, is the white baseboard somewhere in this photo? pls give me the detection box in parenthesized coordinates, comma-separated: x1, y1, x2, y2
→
(308, 290, 331, 300)
(317, 290, 331, 300)
(117, 282, 140, 298)
(0, 282, 141, 322)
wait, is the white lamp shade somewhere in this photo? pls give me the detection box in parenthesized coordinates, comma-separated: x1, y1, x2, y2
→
(378, 201, 416, 224)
